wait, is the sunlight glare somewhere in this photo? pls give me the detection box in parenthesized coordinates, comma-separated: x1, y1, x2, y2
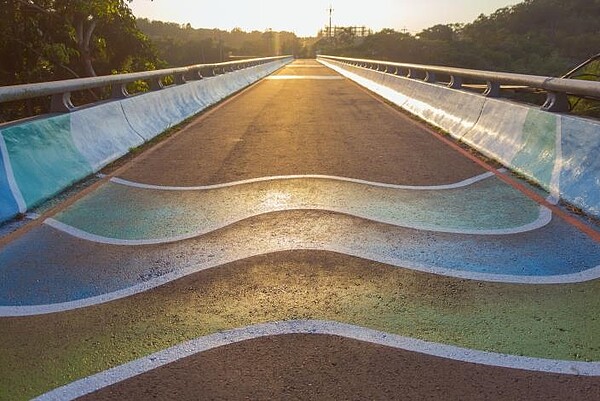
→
(130, 0, 523, 37)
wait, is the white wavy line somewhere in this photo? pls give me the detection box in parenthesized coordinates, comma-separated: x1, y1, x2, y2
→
(45, 199, 551, 246)
(3, 242, 599, 318)
(110, 171, 500, 191)
(73, 171, 554, 240)
(33, 320, 600, 401)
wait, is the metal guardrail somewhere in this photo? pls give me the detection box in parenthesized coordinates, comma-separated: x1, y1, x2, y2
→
(318, 55, 600, 112)
(0, 56, 291, 113)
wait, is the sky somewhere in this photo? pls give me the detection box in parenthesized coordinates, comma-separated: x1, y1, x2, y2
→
(129, 0, 523, 37)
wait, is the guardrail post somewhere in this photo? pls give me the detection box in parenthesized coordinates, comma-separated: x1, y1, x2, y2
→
(542, 92, 570, 113)
(111, 83, 129, 99)
(448, 75, 463, 89)
(150, 78, 164, 91)
(425, 71, 436, 83)
(186, 70, 202, 81)
(50, 92, 74, 113)
(175, 73, 186, 85)
(484, 81, 500, 97)
(201, 67, 215, 77)
(407, 68, 418, 79)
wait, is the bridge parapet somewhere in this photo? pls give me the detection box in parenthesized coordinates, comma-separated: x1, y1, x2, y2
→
(0, 56, 290, 114)
(0, 56, 292, 224)
(319, 55, 600, 219)
(319, 55, 600, 113)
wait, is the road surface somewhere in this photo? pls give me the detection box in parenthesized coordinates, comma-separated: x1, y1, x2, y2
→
(1, 60, 599, 400)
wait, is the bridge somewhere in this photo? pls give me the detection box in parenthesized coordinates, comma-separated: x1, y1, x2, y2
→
(0, 56, 599, 400)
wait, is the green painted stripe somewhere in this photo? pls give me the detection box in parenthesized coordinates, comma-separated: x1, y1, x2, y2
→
(1, 251, 598, 400)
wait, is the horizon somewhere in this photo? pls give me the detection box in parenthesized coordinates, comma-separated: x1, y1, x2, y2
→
(130, 0, 523, 37)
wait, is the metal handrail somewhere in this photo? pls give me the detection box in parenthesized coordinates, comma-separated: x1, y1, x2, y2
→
(318, 55, 600, 112)
(0, 56, 291, 112)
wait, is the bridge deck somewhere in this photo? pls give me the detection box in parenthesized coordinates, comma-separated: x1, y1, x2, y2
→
(1, 60, 599, 400)
(120, 59, 482, 186)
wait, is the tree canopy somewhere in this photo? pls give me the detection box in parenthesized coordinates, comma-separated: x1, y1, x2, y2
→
(0, 0, 160, 87)
(136, 19, 306, 67)
(2, 0, 598, 121)
(320, 0, 600, 76)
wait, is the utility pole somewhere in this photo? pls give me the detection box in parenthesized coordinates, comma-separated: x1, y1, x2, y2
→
(327, 4, 334, 38)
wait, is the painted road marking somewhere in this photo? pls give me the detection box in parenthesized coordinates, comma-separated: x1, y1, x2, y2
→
(33, 320, 600, 401)
(110, 171, 500, 191)
(5, 221, 600, 316)
(284, 65, 326, 68)
(46, 207, 552, 244)
(51, 174, 550, 242)
(265, 75, 345, 80)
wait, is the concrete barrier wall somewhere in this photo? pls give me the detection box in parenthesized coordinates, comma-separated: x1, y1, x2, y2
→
(560, 115, 600, 217)
(122, 63, 284, 141)
(0, 58, 291, 223)
(462, 101, 560, 192)
(70, 101, 146, 171)
(321, 58, 600, 218)
(322, 59, 484, 140)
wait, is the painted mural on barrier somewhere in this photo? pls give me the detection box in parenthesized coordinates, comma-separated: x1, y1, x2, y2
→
(320, 58, 600, 219)
(0, 59, 292, 224)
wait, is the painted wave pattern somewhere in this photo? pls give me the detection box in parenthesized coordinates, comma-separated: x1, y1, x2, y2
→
(9, 243, 600, 399)
(2, 171, 600, 400)
(51, 173, 549, 242)
(1, 210, 599, 313)
(34, 320, 600, 401)
(1, 173, 600, 312)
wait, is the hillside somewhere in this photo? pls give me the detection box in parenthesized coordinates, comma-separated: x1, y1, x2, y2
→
(323, 0, 600, 76)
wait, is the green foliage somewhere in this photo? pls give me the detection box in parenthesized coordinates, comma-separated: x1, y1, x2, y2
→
(0, 0, 160, 83)
(136, 19, 304, 66)
(0, 0, 162, 121)
(321, 0, 600, 77)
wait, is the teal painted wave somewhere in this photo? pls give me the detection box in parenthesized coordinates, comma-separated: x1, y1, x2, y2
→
(54, 174, 547, 242)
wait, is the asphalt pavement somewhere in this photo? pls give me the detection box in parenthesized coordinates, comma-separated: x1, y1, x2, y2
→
(1, 60, 599, 401)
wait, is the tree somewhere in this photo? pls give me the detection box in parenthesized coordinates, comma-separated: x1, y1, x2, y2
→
(0, 0, 159, 81)
(0, 0, 160, 121)
(136, 20, 301, 63)
(322, 0, 600, 76)
(418, 24, 455, 42)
